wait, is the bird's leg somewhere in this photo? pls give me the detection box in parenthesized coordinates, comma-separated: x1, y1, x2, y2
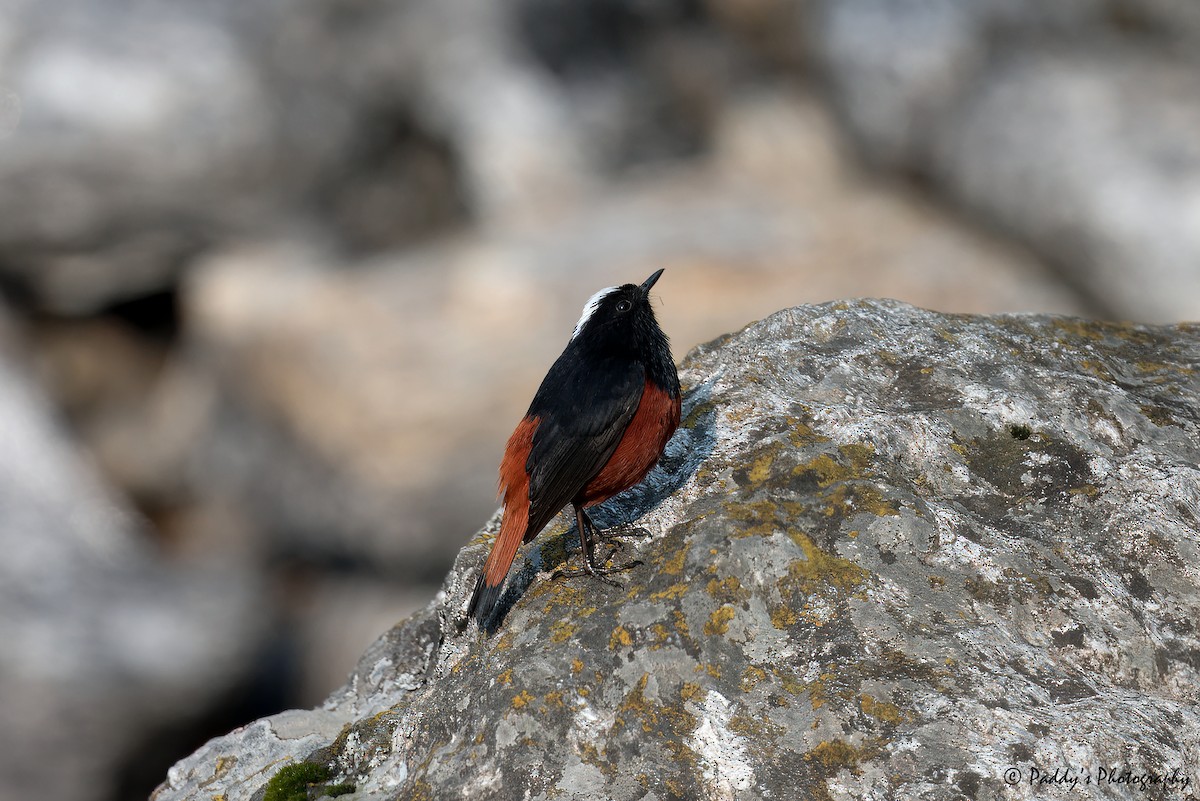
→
(554, 505, 642, 586)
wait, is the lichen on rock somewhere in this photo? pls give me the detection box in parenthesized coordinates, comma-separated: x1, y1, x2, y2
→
(156, 300, 1200, 801)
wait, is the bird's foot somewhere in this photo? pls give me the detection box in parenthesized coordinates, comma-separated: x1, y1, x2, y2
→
(554, 549, 643, 587)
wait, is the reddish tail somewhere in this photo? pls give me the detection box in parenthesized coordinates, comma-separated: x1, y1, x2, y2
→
(467, 416, 538, 625)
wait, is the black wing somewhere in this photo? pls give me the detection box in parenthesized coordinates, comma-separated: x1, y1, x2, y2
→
(523, 349, 644, 540)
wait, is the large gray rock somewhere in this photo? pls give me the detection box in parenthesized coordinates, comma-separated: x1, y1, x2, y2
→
(0, 0, 711, 310)
(156, 300, 1200, 800)
(811, 0, 1200, 323)
(0, 0, 275, 312)
(0, 304, 267, 801)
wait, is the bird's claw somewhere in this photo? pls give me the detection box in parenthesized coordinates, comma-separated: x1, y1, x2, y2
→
(554, 553, 643, 587)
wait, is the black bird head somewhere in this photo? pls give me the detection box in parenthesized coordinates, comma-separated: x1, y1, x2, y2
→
(569, 269, 678, 393)
(570, 269, 668, 356)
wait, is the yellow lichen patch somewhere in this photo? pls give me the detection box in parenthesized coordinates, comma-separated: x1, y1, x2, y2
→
(544, 690, 566, 709)
(649, 582, 689, 602)
(495, 631, 515, 651)
(680, 682, 702, 702)
(808, 682, 827, 710)
(794, 443, 876, 487)
(497, 668, 513, 687)
(803, 738, 879, 773)
(467, 527, 496, 547)
(782, 530, 869, 597)
(615, 674, 698, 739)
(649, 622, 671, 649)
(213, 755, 236, 779)
(726, 499, 784, 538)
(576, 741, 614, 777)
(723, 404, 757, 425)
(1068, 484, 1099, 497)
(729, 710, 785, 743)
(1051, 317, 1106, 342)
(659, 541, 691, 575)
(769, 604, 798, 629)
(741, 666, 768, 692)
(821, 483, 898, 518)
(673, 609, 691, 639)
(526, 574, 588, 610)
(787, 415, 831, 447)
(550, 620, 578, 644)
(408, 779, 434, 801)
(839, 443, 876, 473)
(706, 576, 750, 604)
(571, 658, 584, 674)
(609, 624, 633, 650)
(747, 444, 781, 485)
(704, 605, 735, 636)
(1080, 358, 1114, 382)
(796, 454, 851, 488)
(770, 666, 805, 696)
(860, 694, 905, 725)
(511, 690, 534, 710)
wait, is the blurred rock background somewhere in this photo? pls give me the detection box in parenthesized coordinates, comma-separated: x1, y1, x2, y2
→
(0, 1, 1195, 800)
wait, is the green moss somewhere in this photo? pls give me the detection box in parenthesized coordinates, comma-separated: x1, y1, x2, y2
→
(1008, 424, 1032, 440)
(325, 784, 357, 797)
(263, 763, 330, 801)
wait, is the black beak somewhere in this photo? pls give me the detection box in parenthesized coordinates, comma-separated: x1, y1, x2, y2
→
(640, 268, 664, 296)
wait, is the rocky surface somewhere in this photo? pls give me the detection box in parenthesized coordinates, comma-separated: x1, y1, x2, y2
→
(156, 300, 1200, 800)
(812, 0, 1200, 322)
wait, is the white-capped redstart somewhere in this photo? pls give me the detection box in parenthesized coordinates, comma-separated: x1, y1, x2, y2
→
(467, 269, 681, 625)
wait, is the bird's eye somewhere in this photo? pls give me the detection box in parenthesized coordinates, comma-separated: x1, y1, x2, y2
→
(616, 300, 632, 313)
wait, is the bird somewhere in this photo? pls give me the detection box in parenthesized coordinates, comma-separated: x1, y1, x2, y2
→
(466, 269, 681, 627)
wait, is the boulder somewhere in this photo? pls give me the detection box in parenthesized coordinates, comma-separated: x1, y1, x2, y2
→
(811, 0, 1200, 323)
(156, 299, 1200, 800)
(0, 301, 267, 801)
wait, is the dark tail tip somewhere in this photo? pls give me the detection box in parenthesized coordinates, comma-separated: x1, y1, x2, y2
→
(466, 573, 505, 632)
